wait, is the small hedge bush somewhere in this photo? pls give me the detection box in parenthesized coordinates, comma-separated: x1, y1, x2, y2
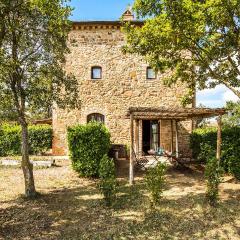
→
(205, 157, 223, 206)
(67, 122, 111, 177)
(99, 154, 117, 206)
(0, 124, 21, 156)
(191, 126, 240, 180)
(145, 162, 166, 206)
(28, 125, 53, 155)
(0, 123, 52, 156)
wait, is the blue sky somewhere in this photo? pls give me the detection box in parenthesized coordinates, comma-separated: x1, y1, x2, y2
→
(69, 0, 134, 21)
(69, 0, 238, 108)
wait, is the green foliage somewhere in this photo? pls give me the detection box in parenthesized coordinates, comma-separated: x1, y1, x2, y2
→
(28, 125, 53, 155)
(205, 157, 223, 206)
(0, 124, 21, 156)
(223, 101, 240, 127)
(0, 0, 78, 196)
(0, 0, 79, 122)
(191, 126, 240, 180)
(67, 122, 111, 177)
(191, 127, 217, 161)
(0, 123, 52, 156)
(124, 0, 240, 99)
(145, 162, 166, 205)
(98, 154, 117, 206)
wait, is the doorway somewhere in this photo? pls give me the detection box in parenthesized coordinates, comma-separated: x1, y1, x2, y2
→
(142, 120, 159, 153)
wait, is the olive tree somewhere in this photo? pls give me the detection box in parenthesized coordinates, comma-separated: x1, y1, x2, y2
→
(0, 0, 79, 197)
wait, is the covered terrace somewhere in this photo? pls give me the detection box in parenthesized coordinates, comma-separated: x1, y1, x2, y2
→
(128, 107, 226, 185)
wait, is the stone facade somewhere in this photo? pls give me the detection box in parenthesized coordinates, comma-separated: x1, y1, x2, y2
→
(52, 21, 194, 156)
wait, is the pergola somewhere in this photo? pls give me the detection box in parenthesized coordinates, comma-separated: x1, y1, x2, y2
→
(127, 107, 226, 185)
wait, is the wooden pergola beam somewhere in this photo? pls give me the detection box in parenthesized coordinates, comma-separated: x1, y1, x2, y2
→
(127, 107, 226, 120)
(128, 107, 226, 115)
(132, 116, 188, 120)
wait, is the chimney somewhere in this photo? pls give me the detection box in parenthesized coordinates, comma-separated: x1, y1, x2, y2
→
(122, 6, 134, 21)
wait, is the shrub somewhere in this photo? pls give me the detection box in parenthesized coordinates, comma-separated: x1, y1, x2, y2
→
(28, 125, 53, 155)
(0, 123, 52, 156)
(145, 162, 166, 206)
(0, 124, 21, 156)
(190, 127, 217, 161)
(67, 122, 111, 177)
(191, 126, 240, 180)
(205, 157, 223, 206)
(227, 156, 240, 181)
(98, 154, 117, 206)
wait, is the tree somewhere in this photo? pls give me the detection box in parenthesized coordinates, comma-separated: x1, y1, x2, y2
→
(0, 0, 79, 197)
(124, 0, 240, 104)
(223, 101, 240, 126)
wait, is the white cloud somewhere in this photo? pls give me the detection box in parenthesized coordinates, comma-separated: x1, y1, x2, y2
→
(197, 84, 239, 108)
(197, 85, 226, 98)
(197, 99, 222, 108)
(223, 89, 239, 103)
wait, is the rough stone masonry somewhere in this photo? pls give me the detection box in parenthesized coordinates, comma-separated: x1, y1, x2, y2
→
(52, 13, 194, 156)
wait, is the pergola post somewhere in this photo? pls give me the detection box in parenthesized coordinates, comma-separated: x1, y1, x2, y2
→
(216, 115, 222, 162)
(139, 120, 143, 153)
(175, 120, 179, 158)
(134, 119, 139, 156)
(129, 113, 134, 185)
(171, 120, 174, 154)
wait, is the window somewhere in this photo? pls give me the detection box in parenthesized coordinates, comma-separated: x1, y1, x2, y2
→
(91, 66, 102, 79)
(87, 113, 105, 124)
(146, 67, 156, 79)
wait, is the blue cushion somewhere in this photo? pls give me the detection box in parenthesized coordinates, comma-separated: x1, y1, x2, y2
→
(157, 147, 164, 156)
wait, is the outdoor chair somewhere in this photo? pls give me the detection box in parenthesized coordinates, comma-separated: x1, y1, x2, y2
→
(132, 148, 160, 170)
(156, 147, 184, 166)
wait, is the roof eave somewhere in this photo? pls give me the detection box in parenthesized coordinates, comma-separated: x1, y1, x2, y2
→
(71, 20, 144, 26)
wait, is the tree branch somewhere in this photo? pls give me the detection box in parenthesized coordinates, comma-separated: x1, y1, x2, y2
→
(227, 56, 240, 76)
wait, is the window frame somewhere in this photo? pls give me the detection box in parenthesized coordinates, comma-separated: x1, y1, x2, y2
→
(146, 67, 156, 80)
(91, 66, 102, 80)
(87, 113, 105, 124)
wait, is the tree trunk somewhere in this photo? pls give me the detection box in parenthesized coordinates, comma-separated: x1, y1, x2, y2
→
(222, 81, 240, 99)
(20, 121, 36, 197)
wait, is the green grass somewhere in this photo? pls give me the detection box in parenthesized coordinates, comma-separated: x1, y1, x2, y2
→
(0, 161, 240, 239)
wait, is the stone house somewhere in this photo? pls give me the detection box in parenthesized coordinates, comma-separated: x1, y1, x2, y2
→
(52, 10, 195, 157)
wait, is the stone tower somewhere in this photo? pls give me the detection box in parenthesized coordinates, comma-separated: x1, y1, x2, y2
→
(52, 11, 193, 156)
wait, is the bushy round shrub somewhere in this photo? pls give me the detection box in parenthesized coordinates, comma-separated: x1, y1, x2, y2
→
(99, 154, 117, 206)
(67, 122, 111, 177)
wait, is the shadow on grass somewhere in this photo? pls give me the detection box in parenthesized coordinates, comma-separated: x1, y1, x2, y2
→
(0, 171, 240, 239)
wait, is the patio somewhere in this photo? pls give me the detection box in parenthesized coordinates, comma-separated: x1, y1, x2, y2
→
(127, 107, 226, 184)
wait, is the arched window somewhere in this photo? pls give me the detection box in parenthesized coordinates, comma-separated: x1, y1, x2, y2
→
(91, 66, 102, 79)
(87, 113, 105, 124)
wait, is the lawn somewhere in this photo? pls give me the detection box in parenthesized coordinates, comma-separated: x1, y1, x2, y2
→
(0, 160, 240, 240)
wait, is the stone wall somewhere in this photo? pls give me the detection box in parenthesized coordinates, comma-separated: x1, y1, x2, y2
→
(52, 23, 193, 156)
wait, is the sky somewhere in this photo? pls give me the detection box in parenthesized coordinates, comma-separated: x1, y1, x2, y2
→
(69, 0, 239, 108)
